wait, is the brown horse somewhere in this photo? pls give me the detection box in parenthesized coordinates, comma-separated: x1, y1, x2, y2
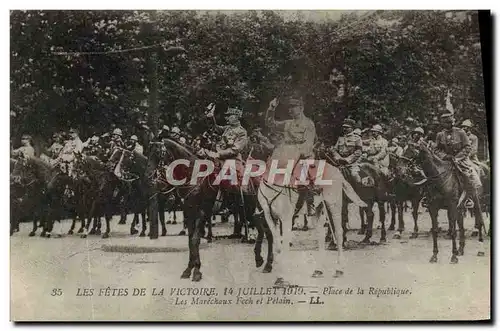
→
(388, 153, 424, 239)
(414, 143, 486, 263)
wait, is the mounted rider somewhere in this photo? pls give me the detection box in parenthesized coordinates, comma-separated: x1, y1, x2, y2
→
(11, 134, 35, 160)
(265, 94, 316, 217)
(460, 119, 479, 163)
(127, 135, 144, 155)
(387, 137, 404, 157)
(82, 135, 102, 158)
(434, 112, 482, 207)
(330, 118, 363, 183)
(47, 132, 64, 159)
(204, 103, 248, 163)
(54, 127, 83, 177)
(364, 124, 390, 176)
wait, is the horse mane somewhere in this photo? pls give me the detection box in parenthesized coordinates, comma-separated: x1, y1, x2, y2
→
(162, 138, 197, 162)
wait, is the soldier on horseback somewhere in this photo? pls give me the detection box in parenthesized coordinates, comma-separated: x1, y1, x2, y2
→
(331, 118, 363, 183)
(11, 134, 35, 159)
(265, 94, 316, 219)
(460, 119, 479, 163)
(47, 132, 64, 159)
(365, 124, 390, 177)
(388, 137, 404, 157)
(127, 135, 144, 155)
(54, 127, 83, 177)
(435, 113, 482, 209)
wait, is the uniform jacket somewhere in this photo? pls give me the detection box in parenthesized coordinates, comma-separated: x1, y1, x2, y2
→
(435, 127, 470, 160)
(214, 124, 248, 159)
(332, 132, 363, 163)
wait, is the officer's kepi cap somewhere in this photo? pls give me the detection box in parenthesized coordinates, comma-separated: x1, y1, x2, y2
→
(440, 112, 454, 121)
(226, 107, 243, 118)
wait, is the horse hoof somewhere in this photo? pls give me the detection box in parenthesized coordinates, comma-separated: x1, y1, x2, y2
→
(40, 232, 46, 237)
(161, 229, 167, 236)
(178, 230, 186, 236)
(458, 248, 464, 256)
(89, 229, 96, 235)
(392, 234, 401, 240)
(118, 220, 126, 225)
(409, 233, 418, 239)
(471, 230, 479, 237)
(334, 270, 344, 278)
(301, 225, 309, 231)
(247, 239, 256, 244)
(46, 233, 51, 238)
(327, 242, 338, 251)
(68, 230, 74, 235)
(380, 238, 387, 243)
(29, 231, 36, 237)
(255, 257, 264, 268)
(166, 221, 172, 224)
(80, 234, 87, 239)
(95, 229, 101, 235)
(172, 221, 177, 225)
(429, 255, 438, 263)
(263, 263, 272, 273)
(477, 251, 485, 257)
(102, 233, 109, 239)
(130, 229, 139, 235)
(192, 270, 202, 282)
(312, 270, 324, 278)
(241, 237, 248, 243)
(139, 232, 146, 237)
(450, 256, 459, 264)
(360, 238, 370, 244)
(77, 228, 84, 234)
(207, 237, 213, 244)
(180, 269, 191, 279)
(388, 225, 395, 231)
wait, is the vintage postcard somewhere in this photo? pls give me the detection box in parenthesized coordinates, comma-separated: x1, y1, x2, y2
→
(10, 9, 491, 321)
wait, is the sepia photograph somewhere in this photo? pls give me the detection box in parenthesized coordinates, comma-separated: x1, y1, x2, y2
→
(9, 9, 491, 321)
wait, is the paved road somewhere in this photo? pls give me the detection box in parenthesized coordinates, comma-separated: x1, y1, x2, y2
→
(10, 207, 491, 321)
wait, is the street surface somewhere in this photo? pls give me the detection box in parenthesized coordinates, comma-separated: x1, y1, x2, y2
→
(10, 206, 490, 321)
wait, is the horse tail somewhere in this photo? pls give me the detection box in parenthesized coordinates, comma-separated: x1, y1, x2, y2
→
(342, 178, 367, 208)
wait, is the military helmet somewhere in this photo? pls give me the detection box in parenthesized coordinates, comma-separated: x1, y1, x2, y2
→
(171, 126, 181, 134)
(371, 124, 384, 133)
(21, 134, 32, 140)
(342, 118, 356, 128)
(130, 135, 138, 142)
(353, 128, 362, 136)
(112, 128, 123, 136)
(392, 137, 399, 144)
(413, 127, 425, 135)
(461, 119, 473, 128)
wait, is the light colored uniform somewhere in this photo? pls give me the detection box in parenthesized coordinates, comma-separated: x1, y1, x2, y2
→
(56, 138, 83, 176)
(47, 142, 63, 159)
(467, 132, 479, 162)
(12, 145, 35, 159)
(435, 127, 481, 189)
(266, 114, 316, 162)
(332, 132, 363, 164)
(387, 145, 404, 157)
(133, 143, 144, 155)
(214, 125, 248, 160)
(366, 135, 389, 175)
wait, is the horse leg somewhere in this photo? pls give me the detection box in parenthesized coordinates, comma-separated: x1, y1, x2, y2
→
(389, 201, 396, 231)
(29, 217, 37, 237)
(130, 213, 139, 235)
(448, 208, 458, 264)
(158, 197, 167, 236)
(378, 202, 387, 243)
(429, 205, 439, 263)
(181, 210, 195, 279)
(358, 206, 366, 235)
(361, 203, 374, 244)
(191, 207, 208, 282)
(410, 197, 420, 238)
(458, 212, 466, 256)
(253, 216, 265, 268)
(205, 212, 213, 243)
(139, 210, 147, 237)
(68, 217, 76, 235)
(102, 212, 112, 239)
(257, 188, 279, 274)
(323, 183, 346, 276)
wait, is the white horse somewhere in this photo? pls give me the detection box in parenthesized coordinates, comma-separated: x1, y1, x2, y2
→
(257, 159, 367, 286)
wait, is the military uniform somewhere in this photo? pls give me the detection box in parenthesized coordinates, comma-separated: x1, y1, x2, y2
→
(12, 145, 35, 159)
(47, 142, 64, 159)
(435, 126, 481, 189)
(467, 132, 479, 162)
(332, 132, 363, 164)
(214, 123, 248, 159)
(365, 126, 389, 175)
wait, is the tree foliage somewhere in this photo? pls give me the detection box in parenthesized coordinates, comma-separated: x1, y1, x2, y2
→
(10, 10, 487, 145)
